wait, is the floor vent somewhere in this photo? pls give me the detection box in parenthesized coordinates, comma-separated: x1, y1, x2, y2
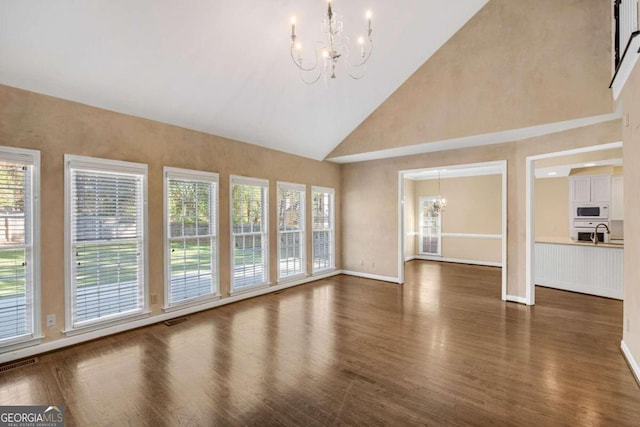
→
(0, 357, 38, 373)
(164, 317, 189, 327)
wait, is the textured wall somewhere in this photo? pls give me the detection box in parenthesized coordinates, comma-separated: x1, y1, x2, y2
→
(535, 177, 570, 239)
(328, 0, 614, 159)
(340, 119, 621, 296)
(0, 84, 341, 342)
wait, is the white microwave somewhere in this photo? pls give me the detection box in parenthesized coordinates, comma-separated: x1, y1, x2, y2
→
(573, 203, 608, 220)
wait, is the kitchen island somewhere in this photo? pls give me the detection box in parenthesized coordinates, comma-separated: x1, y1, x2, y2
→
(535, 237, 623, 299)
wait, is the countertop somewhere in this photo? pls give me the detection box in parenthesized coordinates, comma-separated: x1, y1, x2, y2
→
(536, 236, 624, 249)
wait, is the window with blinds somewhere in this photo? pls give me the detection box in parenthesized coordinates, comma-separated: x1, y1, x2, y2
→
(312, 187, 335, 273)
(277, 182, 305, 280)
(0, 147, 39, 347)
(165, 168, 218, 307)
(231, 176, 268, 291)
(66, 155, 147, 330)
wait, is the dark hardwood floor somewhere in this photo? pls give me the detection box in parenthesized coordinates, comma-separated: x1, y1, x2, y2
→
(1, 260, 639, 426)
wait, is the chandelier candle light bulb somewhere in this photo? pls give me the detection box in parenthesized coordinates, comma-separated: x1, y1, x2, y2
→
(289, 0, 374, 84)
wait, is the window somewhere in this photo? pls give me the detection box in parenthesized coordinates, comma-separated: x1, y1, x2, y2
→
(0, 147, 40, 349)
(65, 155, 148, 332)
(164, 168, 219, 308)
(312, 187, 335, 273)
(230, 176, 268, 292)
(277, 182, 305, 280)
(419, 196, 442, 256)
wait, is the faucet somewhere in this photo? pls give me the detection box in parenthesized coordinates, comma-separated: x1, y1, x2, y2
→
(591, 223, 610, 245)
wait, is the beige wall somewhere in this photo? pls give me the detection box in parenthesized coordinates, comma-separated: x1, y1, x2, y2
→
(622, 62, 640, 376)
(412, 175, 501, 263)
(535, 178, 569, 239)
(341, 119, 621, 296)
(328, 0, 613, 159)
(0, 84, 341, 343)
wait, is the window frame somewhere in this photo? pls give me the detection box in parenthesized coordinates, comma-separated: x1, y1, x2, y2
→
(311, 186, 335, 274)
(418, 196, 442, 256)
(229, 175, 270, 294)
(0, 146, 41, 351)
(276, 181, 306, 281)
(64, 155, 149, 335)
(163, 167, 220, 311)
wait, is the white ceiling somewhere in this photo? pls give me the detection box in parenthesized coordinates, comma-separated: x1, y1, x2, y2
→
(0, 0, 487, 160)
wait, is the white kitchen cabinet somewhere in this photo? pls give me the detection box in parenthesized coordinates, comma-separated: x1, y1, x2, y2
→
(610, 176, 624, 220)
(569, 175, 611, 203)
(590, 175, 611, 202)
(570, 176, 591, 202)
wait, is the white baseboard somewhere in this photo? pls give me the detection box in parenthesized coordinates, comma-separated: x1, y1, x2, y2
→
(505, 295, 527, 304)
(404, 255, 417, 262)
(0, 270, 342, 364)
(341, 270, 401, 284)
(415, 255, 502, 268)
(621, 340, 640, 387)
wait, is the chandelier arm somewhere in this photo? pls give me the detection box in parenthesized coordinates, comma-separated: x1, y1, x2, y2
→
(347, 37, 373, 69)
(290, 43, 322, 72)
(298, 68, 323, 85)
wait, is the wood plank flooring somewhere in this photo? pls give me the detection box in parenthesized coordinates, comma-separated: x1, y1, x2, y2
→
(1, 260, 639, 426)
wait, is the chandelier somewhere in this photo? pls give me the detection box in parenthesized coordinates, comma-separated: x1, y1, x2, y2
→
(290, 0, 373, 85)
(432, 170, 447, 215)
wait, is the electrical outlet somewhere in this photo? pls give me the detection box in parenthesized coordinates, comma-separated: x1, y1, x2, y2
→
(151, 294, 159, 304)
(46, 314, 56, 328)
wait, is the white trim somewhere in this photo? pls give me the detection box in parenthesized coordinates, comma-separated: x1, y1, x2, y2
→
(419, 196, 442, 256)
(163, 167, 220, 309)
(506, 295, 527, 304)
(229, 175, 270, 292)
(524, 141, 623, 307)
(398, 174, 405, 284)
(162, 294, 221, 313)
(0, 270, 343, 364)
(277, 181, 307, 280)
(228, 283, 270, 297)
(621, 340, 640, 386)
(63, 311, 151, 337)
(405, 255, 417, 262)
(0, 146, 41, 349)
(441, 233, 502, 240)
(611, 33, 640, 100)
(341, 270, 401, 284)
(399, 160, 508, 300)
(415, 255, 502, 268)
(311, 186, 336, 274)
(328, 113, 622, 164)
(64, 155, 149, 331)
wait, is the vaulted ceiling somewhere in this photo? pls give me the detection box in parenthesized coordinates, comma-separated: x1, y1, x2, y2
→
(0, 0, 488, 160)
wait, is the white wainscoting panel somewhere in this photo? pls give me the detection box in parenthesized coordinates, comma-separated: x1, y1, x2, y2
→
(535, 243, 623, 299)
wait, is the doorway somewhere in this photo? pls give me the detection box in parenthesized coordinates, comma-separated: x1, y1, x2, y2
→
(398, 160, 508, 300)
(525, 141, 623, 305)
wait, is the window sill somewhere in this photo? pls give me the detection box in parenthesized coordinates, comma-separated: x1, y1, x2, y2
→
(312, 267, 337, 276)
(0, 335, 43, 353)
(162, 294, 221, 313)
(63, 311, 151, 337)
(229, 283, 270, 297)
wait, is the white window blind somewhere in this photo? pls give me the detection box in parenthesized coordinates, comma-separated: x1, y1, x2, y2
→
(165, 168, 218, 307)
(231, 176, 268, 291)
(66, 156, 147, 329)
(277, 182, 305, 280)
(312, 187, 335, 273)
(0, 147, 39, 346)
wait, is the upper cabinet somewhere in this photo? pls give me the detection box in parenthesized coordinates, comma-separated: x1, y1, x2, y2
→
(610, 176, 624, 220)
(569, 175, 611, 203)
(590, 175, 611, 202)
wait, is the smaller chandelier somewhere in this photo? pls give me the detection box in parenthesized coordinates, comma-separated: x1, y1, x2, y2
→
(290, 0, 373, 85)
